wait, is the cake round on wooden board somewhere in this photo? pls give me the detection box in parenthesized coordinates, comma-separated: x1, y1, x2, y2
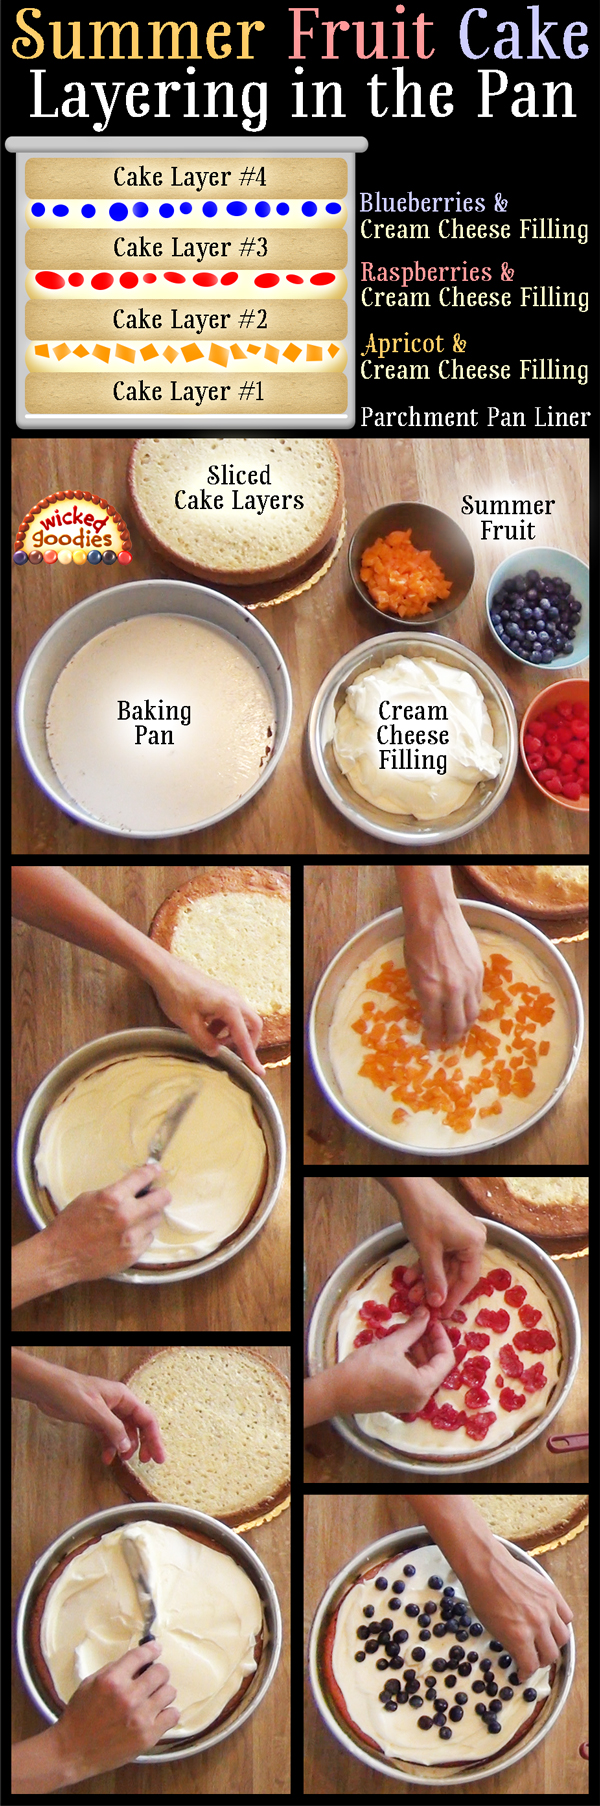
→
(461, 1176, 588, 1240)
(127, 437, 344, 585)
(463, 865, 589, 918)
(149, 866, 290, 1046)
(467, 1493, 588, 1551)
(320, 1543, 555, 1769)
(113, 1346, 290, 1528)
(29, 1521, 263, 1741)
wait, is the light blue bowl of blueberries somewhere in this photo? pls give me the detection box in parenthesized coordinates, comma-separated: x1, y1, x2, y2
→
(486, 547, 588, 670)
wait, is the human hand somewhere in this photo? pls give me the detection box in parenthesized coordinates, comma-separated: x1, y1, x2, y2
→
(392, 1178, 486, 1312)
(403, 897, 484, 1046)
(29, 1363, 166, 1465)
(461, 1539, 573, 1682)
(150, 953, 265, 1075)
(45, 1166, 171, 1282)
(335, 1307, 455, 1416)
(52, 1642, 179, 1781)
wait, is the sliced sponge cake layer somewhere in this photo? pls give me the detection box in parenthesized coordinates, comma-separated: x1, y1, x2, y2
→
(114, 1345, 290, 1528)
(128, 436, 344, 584)
(469, 1492, 588, 1550)
(150, 866, 290, 1045)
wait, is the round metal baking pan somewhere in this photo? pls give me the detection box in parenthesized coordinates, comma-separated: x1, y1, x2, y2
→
(307, 631, 518, 846)
(306, 1218, 580, 1478)
(15, 577, 292, 839)
(308, 899, 584, 1156)
(15, 1501, 282, 1764)
(15, 1026, 286, 1285)
(308, 1523, 575, 1786)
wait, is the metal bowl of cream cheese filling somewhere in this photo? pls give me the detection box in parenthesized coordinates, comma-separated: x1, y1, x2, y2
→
(308, 1523, 575, 1786)
(307, 631, 518, 845)
(15, 1501, 282, 1764)
(306, 1218, 580, 1479)
(15, 577, 292, 839)
(308, 900, 584, 1157)
(15, 1026, 286, 1284)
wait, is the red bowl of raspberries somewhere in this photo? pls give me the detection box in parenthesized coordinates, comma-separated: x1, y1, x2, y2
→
(520, 679, 589, 811)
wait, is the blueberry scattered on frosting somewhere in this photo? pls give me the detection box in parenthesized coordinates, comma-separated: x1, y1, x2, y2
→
(330, 1544, 551, 1765)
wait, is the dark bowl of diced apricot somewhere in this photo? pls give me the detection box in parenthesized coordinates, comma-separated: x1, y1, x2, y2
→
(348, 503, 475, 631)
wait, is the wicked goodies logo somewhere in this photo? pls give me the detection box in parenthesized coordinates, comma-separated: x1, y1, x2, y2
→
(13, 487, 132, 563)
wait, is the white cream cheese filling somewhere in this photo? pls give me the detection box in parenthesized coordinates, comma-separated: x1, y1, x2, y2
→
(336, 1242, 562, 1457)
(40, 1520, 263, 1737)
(331, 1542, 552, 1765)
(34, 1053, 266, 1265)
(332, 655, 502, 820)
(328, 929, 571, 1148)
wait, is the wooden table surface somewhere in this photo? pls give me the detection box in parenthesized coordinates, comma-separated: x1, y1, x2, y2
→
(303, 1174, 588, 1486)
(303, 1492, 588, 1797)
(11, 865, 290, 1332)
(303, 863, 588, 1167)
(11, 1343, 290, 1796)
(12, 437, 588, 855)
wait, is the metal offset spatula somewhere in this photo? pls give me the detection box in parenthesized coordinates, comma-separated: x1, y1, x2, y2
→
(138, 1085, 200, 1192)
(122, 1530, 157, 1647)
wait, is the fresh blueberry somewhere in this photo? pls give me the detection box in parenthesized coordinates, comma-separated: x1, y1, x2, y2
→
(439, 1726, 453, 1740)
(405, 1603, 420, 1618)
(432, 1658, 447, 1673)
(467, 1651, 479, 1663)
(412, 1648, 426, 1662)
(434, 1697, 448, 1711)
(509, 1673, 519, 1686)
(456, 1627, 469, 1642)
(443, 1587, 455, 1598)
(404, 1669, 416, 1683)
(449, 1706, 464, 1722)
(403, 1564, 416, 1577)
(458, 1663, 472, 1677)
(384, 1698, 398, 1711)
(397, 1629, 409, 1644)
(433, 1712, 446, 1727)
(475, 1702, 487, 1716)
(444, 1675, 457, 1689)
(514, 576, 527, 593)
(363, 1604, 375, 1619)
(389, 1599, 402, 1611)
(455, 1693, 468, 1706)
(472, 1680, 485, 1694)
(479, 1659, 492, 1672)
(409, 1695, 424, 1709)
(420, 1630, 431, 1642)
(365, 1639, 379, 1653)
(523, 1688, 537, 1702)
(541, 648, 554, 663)
(487, 1719, 501, 1734)
(493, 1700, 504, 1711)
(433, 1624, 447, 1639)
(424, 1601, 438, 1615)
(389, 1656, 404, 1670)
(392, 1579, 405, 1594)
(449, 1647, 463, 1662)
(498, 1654, 512, 1669)
(428, 1576, 443, 1590)
(357, 1626, 370, 1640)
(531, 651, 543, 663)
(470, 1624, 484, 1638)
(376, 1658, 389, 1670)
(375, 1576, 388, 1590)
(384, 1678, 401, 1696)
(489, 1641, 503, 1652)
(355, 1651, 366, 1662)
(418, 1614, 431, 1628)
(485, 1681, 499, 1697)
(417, 1715, 433, 1730)
(500, 1687, 514, 1701)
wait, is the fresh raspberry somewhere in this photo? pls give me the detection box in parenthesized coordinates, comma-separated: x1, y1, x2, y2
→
(537, 766, 557, 786)
(572, 702, 589, 719)
(446, 1325, 462, 1348)
(495, 1374, 504, 1387)
(430, 1403, 467, 1431)
(562, 782, 583, 800)
(475, 1308, 510, 1334)
(461, 1356, 491, 1382)
(504, 1285, 527, 1307)
(441, 1366, 466, 1390)
(463, 1276, 495, 1303)
(450, 1343, 468, 1367)
(464, 1386, 490, 1408)
(499, 1387, 526, 1412)
(464, 1411, 496, 1442)
(354, 1328, 374, 1346)
(374, 1325, 396, 1338)
(571, 719, 589, 738)
(518, 1304, 542, 1328)
(391, 1265, 409, 1285)
(486, 1267, 512, 1290)
(513, 1327, 556, 1352)
(389, 1289, 411, 1313)
(399, 1411, 420, 1422)
(498, 1343, 525, 1378)
(527, 753, 544, 773)
(464, 1331, 491, 1351)
(450, 1308, 467, 1323)
(557, 727, 573, 746)
(557, 703, 574, 719)
(559, 753, 576, 775)
(544, 745, 562, 767)
(521, 1362, 547, 1392)
(418, 1396, 438, 1420)
(359, 1300, 391, 1322)
(544, 773, 564, 793)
